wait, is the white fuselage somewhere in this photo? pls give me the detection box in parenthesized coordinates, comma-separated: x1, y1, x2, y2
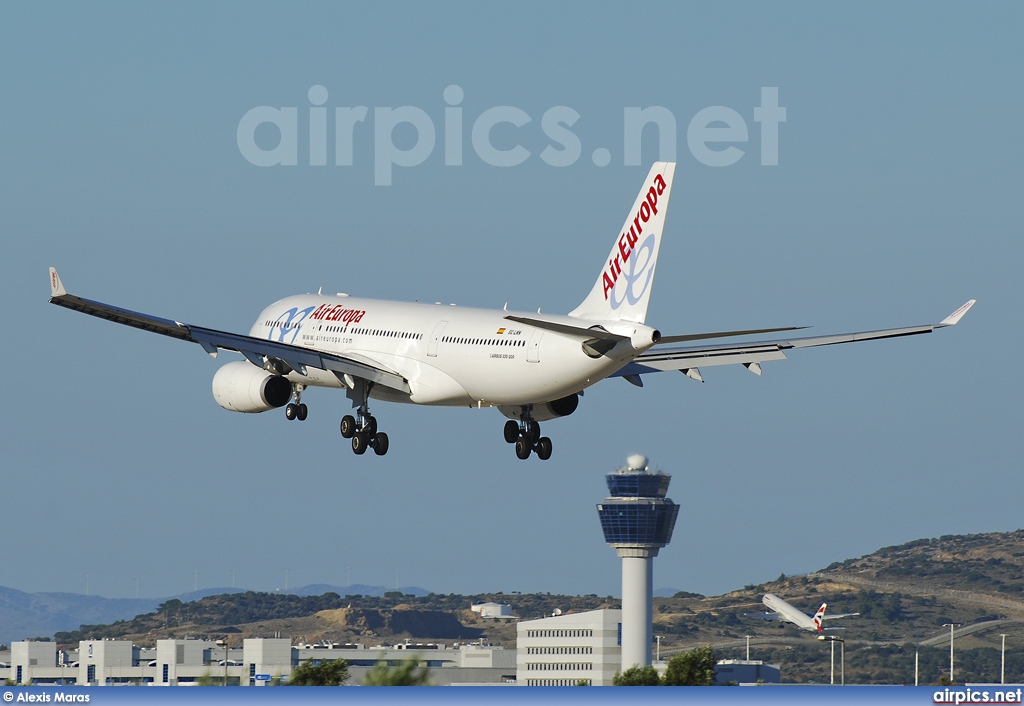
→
(250, 294, 655, 408)
(762, 593, 820, 632)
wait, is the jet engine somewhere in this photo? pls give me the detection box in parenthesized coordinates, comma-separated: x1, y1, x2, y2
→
(212, 360, 291, 413)
(499, 393, 580, 422)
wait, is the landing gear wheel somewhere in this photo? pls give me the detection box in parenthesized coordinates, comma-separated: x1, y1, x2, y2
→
(363, 415, 378, 437)
(285, 403, 297, 421)
(515, 438, 532, 460)
(297, 403, 308, 421)
(372, 432, 389, 456)
(536, 437, 552, 460)
(503, 420, 520, 444)
(526, 420, 541, 444)
(352, 431, 369, 455)
(340, 415, 357, 438)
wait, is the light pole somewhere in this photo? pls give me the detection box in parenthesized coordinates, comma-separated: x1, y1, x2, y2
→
(818, 635, 845, 685)
(216, 640, 228, 686)
(943, 624, 961, 684)
(1001, 634, 1008, 685)
(656, 635, 662, 662)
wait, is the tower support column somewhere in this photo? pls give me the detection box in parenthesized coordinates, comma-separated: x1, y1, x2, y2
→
(619, 550, 656, 669)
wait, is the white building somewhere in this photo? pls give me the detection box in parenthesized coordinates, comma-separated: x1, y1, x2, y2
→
(470, 602, 514, 619)
(10, 641, 58, 686)
(243, 638, 292, 685)
(80, 639, 135, 685)
(516, 609, 622, 686)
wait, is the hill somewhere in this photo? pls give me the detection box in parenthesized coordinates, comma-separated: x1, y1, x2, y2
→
(0, 583, 427, 646)
(663, 530, 1024, 684)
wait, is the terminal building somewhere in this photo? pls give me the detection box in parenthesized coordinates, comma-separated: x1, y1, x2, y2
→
(1, 622, 778, 687)
(0, 638, 515, 686)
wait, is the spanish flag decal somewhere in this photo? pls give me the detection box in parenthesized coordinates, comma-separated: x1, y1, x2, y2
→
(496, 327, 506, 334)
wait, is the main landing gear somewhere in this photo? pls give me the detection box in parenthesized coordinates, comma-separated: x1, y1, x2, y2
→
(503, 411, 552, 461)
(285, 383, 308, 421)
(340, 378, 389, 456)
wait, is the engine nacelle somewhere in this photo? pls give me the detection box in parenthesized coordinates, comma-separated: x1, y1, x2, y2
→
(212, 361, 291, 413)
(499, 393, 580, 422)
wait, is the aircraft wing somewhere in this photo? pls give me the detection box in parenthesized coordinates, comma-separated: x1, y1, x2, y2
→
(612, 300, 975, 381)
(744, 611, 781, 622)
(47, 268, 411, 394)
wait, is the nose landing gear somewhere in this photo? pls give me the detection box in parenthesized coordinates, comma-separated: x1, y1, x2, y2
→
(503, 410, 552, 460)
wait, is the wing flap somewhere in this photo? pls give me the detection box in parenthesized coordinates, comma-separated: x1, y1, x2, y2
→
(615, 346, 787, 377)
(190, 327, 411, 393)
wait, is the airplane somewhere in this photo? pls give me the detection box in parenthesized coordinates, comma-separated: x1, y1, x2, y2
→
(47, 162, 975, 461)
(754, 593, 859, 632)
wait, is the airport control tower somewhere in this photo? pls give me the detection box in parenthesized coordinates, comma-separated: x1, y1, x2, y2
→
(597, 454, 679, 670)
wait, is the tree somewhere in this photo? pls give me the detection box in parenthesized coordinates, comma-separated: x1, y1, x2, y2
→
(613, 665, 661, 686)
(662, 645, 717, 686)
(361, 658, 431, 686)
(288, 658, 350, 686)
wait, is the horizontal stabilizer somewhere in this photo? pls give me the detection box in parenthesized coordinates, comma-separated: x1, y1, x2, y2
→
(504, 315, 627, 342)
(658, 326, 806, 345)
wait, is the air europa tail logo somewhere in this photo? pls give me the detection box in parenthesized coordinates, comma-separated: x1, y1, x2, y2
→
(603, 172, 666, 305)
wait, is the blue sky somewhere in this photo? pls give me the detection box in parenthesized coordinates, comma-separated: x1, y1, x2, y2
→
(1, 2, 1021, 601)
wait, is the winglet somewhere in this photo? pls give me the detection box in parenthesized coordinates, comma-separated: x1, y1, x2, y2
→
(49, 267, 67, 298)
(939, 299, 976, 327)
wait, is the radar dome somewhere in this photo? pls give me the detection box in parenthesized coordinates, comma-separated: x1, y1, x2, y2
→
(626, 454, 648, 471)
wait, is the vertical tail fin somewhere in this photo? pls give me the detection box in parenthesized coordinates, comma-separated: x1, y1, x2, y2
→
(813, 603, 827, 632)
(569, 162, 676, 324)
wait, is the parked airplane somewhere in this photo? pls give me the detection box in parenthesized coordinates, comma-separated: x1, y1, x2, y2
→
(755, 593, 859, 632)
(48, 162, 974, 460)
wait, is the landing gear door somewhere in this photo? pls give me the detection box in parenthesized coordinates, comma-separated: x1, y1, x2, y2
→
(427, 320, 448, 357)
(527, 329, 542, 363)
